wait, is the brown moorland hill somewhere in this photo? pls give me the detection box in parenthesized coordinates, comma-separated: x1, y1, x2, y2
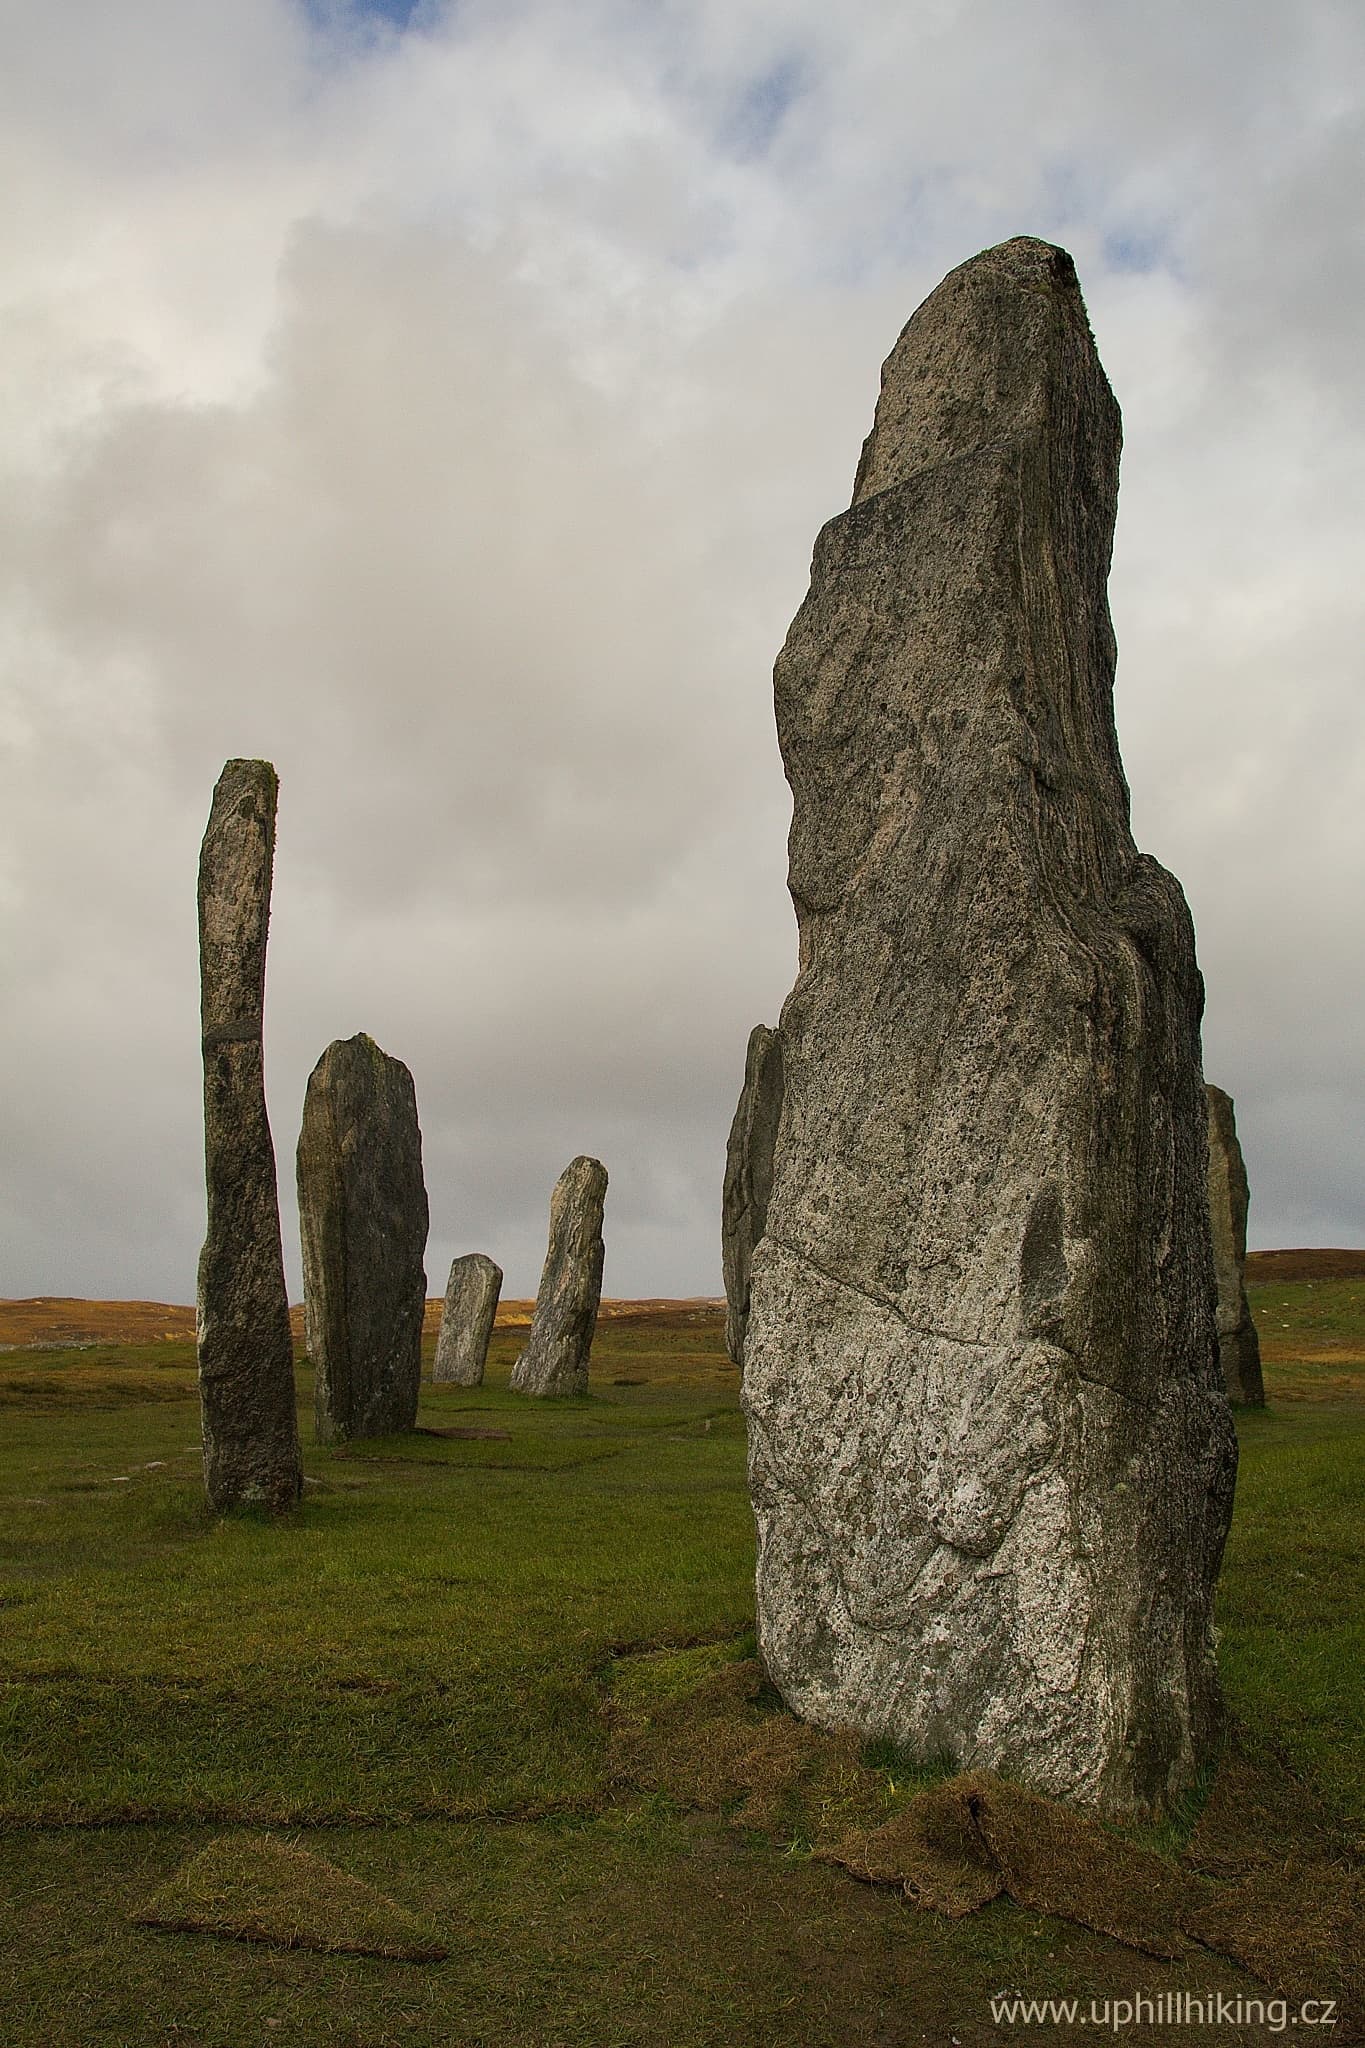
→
(0, 1296, 727, 1348)
(0, 1298, 197, 1347)
(9, 1264, 1362, 1347)
(1245, 1248, 1365, 1282)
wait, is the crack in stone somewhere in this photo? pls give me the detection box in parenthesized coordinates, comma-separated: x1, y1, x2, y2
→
(848, 434, 1021, 513)
(763, 1232, 998, 1352)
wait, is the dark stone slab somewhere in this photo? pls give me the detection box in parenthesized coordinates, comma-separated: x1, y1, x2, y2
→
(721, 1025, 784, 1366)
(297, 1034, 429, 1442)
(1206, 1084, 1265, 1406)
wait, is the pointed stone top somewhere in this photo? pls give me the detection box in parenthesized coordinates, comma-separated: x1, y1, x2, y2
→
(204, 757, 278, 816)
(564, 1153, 607, 1181)
(851, 236, 1116, 507)
(312, 1031, 397, 1070)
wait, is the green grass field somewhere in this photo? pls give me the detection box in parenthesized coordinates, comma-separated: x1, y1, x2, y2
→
(0, 1290, 1360, 2046)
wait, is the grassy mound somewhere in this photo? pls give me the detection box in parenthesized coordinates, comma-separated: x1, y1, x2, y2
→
(134, 1834, 447, 1960)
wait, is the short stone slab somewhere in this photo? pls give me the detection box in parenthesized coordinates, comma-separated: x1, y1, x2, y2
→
(510, 1156, 607, 1397)
(433, 1253, 503, 1386)
(297, 1033, 429, 1443)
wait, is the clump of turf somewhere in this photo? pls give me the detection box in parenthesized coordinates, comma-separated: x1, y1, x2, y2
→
(821, 1754, 1364, 2029)
(606, 1652, 904, 1838)
(823, 1773, 1193, 1957)
(132, 1833, 448, 1960)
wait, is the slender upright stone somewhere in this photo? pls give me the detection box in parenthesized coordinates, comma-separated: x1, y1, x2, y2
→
(743, 239, 1237, 1818)
(297, 1034, 429, 1442)
(1206, 1085, 1265, 1406)
(721, 1026, 784, 1366)
(510, 1156, 607, 1397)
(196, 758, 302, 1513)
(433, 1253, 503, 1386)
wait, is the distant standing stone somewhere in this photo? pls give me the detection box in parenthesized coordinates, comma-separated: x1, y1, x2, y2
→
(721, 1026, 784, 1366)
(1206, 1085, 1265, 1406)
(509, 1157, 607, 1397)
(196, 758, 302, 1515)
(297, 1034, 429, 1442)
(434, 1253, 503, 1386)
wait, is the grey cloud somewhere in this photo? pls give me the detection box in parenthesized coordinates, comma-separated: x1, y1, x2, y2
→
(1, 0, 1362, 1304)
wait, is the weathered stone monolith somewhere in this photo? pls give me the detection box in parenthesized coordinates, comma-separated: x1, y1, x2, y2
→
(297, 1034, 429, 1442)
(1206, 1085, 1265, 1406)
(742, 237, 1237, 1819)
(721, 1025, 784, 1366)
(196, 758, 302, 1514)
(433, 1253, 503, 1386)
(509, 1156, 607, 1397)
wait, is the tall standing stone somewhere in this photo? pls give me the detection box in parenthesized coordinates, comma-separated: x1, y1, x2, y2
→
(509, 1156, 607, 1397)
(721, 1025, 784, 1366)
(1206, 1085, 1265, 1406)
(433, 1253, 503, 1386)
(297, 1034, 429, 1442)
(196, 758, 302, 1514)
(742, 238, 1237, 1819)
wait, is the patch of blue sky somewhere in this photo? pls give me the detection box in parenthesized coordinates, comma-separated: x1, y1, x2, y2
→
(1102, 227, 1170, 275)
(300, 0, 430, 33)
(721, 55, 804, 161)
(1035, 161, 1181, 282)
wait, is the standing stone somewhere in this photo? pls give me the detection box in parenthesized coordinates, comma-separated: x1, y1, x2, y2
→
(721, 1026, 784, 1366)
(433, 1253, 503, 1386)
(1206, 1085, 1265, 1406)
(297, 1034, 429, 1443)
(509, 1157, 607, 1397)
(742, 238, 1237, 1819)
(196, 759, 302, 1514)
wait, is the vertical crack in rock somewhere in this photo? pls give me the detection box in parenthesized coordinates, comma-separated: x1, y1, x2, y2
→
(1205, 1085, 1265, 1406)
(510, 1156, 607, 1398)
(434, 1253, 503, 1387)
(743, 238, 1238, 1818)
(722, 1024, 785, 1365)
(297, 1034, 429, 1443)
(196, 758, 302, 1514)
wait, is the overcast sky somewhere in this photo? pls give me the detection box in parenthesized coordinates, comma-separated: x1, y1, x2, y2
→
(2, 0, 1361, 1302)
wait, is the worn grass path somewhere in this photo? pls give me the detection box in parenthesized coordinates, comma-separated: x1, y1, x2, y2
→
(0, 1293, 1360, 2046)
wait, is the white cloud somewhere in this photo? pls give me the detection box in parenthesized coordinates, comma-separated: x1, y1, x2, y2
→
(1, 0, 1362, 1299)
